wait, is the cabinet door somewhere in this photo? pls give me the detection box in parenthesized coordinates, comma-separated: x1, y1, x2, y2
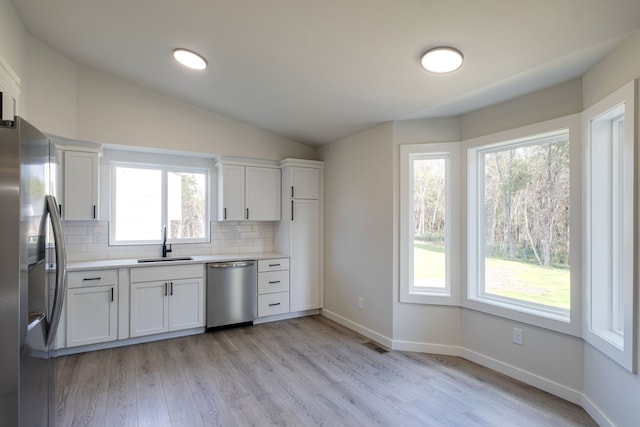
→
(290, 199, 321, 311)
(66, 286, 117, 347)
(219, 164, 245, 220)
(290, 167, 320, 200)
(130, 281, 169, 337)
(169, 278, 204, 331)
(245, 166, 281, 221)
(63, 150, 99, 220)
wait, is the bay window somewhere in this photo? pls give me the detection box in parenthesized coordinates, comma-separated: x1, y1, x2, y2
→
(582, 80, 636, 372)
(400, 142, 460, 304)
(466, 116, 581, 335)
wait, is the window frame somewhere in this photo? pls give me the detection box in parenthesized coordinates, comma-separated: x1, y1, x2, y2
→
(465, 115, 581, 336)
(582, 79, 636, 373)
(400, 142, 460, 305)
(109, 160, 211, 246)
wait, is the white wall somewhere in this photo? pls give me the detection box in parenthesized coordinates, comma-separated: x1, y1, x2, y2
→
(22, 35, 77, 137)
(0, 0, 25, 104)
(74, 66, 316, 160)
(460, 78, 583, 140)
(580, 29, 640, 427)
(319, 123, 395, 342)
(0, 0, 24, 73)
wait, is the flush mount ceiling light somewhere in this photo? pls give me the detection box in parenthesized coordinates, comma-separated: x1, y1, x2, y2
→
(420, 47, 463, 74)
(172, 48, 208, 71)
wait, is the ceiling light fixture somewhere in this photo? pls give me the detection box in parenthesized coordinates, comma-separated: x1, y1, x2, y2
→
(420, 47, 463, 74)
(172, 48, 208, 71)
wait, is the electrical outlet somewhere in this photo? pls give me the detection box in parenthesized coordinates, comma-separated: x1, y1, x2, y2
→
(512, 327, 524, 345)
(93, 231, 102, 243)
(357, 297, 364, 309)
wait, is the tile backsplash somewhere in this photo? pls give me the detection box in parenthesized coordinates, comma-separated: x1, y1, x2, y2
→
(63, 221, 274, 262)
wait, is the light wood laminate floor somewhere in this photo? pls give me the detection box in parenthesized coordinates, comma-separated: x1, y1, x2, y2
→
(55, 315, 596, 426)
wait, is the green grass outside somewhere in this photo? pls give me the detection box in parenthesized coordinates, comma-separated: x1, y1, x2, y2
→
(414, 242, 570, 309)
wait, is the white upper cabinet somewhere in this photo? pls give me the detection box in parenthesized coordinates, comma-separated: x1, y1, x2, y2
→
(245, 166, 281, 220)
(217, 158, 281, 221)
(62, 148, 100, 220)
(219, 164, 245, 220)
(289, 166, 320, 199)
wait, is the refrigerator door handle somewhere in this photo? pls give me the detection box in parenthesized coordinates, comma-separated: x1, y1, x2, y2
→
(45, 195, 67, 347)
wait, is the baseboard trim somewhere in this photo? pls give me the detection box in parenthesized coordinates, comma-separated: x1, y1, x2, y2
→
(580, 394, 615, 427)
(254, 309, 320, 324)
(460, 348, 583, 405)
(391, 339, 462, 356)
(320, 309, 393, 349)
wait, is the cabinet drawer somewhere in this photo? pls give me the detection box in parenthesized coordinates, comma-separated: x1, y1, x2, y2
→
(130, 264, 203, 282)
(258, 292, 289, 317)
(67, 269, 118, 288)
(258, 258, 289, 272)
(258, 270, 289, 294)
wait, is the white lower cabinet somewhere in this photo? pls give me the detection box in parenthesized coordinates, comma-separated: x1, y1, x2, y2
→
(130, 265, 204, 338)
(130, 281, 169, 337)
(257, 258, 290, 317)
(65, 270, 118, 347)
(169, 278, 204, 330)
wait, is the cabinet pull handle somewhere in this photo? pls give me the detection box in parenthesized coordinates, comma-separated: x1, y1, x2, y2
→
(291, 200, 294, 221)
(83, 277, 101, 281)
(268, 280, 281, 284)
(269, 302, 281, 307)
(291, 186, 294, 197)
(170, 282, 173, 296)
(58, 204, 62, 216)
(93, 205, 96, 219)
(224, 207, 227, 220)
(268, 263, 281, 267)
(164, 282, 168, 296)
(110, 287, 114, 302)
(246, 208, 249, 220)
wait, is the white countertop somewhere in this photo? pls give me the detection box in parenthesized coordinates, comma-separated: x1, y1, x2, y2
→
(66, 252, 288, 271)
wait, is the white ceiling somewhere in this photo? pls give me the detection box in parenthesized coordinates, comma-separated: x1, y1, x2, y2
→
(12, 0, 640, 146)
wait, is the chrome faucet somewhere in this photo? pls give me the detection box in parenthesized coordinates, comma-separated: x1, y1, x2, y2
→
(162, 225, 172, 257)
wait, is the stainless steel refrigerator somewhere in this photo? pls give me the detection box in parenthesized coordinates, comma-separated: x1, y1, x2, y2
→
(0, 117, 67, 427)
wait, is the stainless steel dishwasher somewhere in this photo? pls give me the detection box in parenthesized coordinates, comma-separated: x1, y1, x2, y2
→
(206, 261, 257, 329)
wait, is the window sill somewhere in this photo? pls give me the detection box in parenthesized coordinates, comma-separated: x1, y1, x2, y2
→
(400, 291, 459, 306)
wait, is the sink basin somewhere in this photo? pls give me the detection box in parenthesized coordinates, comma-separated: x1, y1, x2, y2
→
(137, 256, 194, 263)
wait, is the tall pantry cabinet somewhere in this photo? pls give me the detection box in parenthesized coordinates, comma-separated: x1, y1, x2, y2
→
(275, 159, 323, 312)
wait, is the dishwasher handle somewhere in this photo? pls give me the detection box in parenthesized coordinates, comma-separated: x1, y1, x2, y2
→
(208, 261, 255, 269)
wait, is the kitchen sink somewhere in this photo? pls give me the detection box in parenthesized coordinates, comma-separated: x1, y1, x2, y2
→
(137, 256, 194, 263)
